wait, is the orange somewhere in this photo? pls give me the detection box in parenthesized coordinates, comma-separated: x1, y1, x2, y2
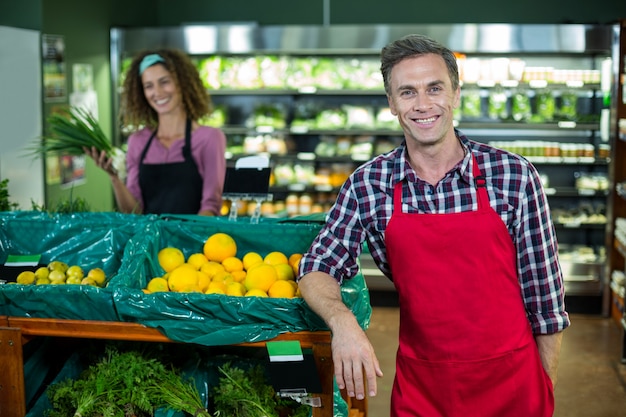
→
(264, 251, 289, 266)
(222, 256, 244, 273)
(274, 263, 295, 281)
(268, 279, 296, 298)
(201, 261, 225, 278)
(289, 253, 303, 267)
(244, 263, 278, 292)
(147, 277, 170, 293)
(168, 264, 199, 292)
(187, 252, 209, 270)
(158, 247, 185, 273)
(242, 252, 264, 271)
(203, 233, 237, 262)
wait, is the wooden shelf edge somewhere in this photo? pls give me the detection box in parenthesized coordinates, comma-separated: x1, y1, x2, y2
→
(5, 317, 331, 348)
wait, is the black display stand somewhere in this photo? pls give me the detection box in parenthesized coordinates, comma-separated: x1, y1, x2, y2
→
(223, 156, 273, 223)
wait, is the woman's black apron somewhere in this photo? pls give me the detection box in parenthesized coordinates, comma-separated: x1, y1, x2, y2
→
(138, 119, 203, 214)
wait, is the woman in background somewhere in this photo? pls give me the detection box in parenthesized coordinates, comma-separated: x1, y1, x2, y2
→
(86, 48, 226, 215)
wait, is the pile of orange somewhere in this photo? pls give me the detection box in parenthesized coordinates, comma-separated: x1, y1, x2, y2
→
(143, 232, 304, 299)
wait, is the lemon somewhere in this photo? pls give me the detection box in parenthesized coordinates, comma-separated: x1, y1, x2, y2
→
(81, 277, 98, 286)
(34, 267, 49, 281)
(206, 280, 227, 294)
(158, 247, 185, 273)
(187, 252, 209, 270)
(231, 270, 247, 283)
(244, 263, 278, 292)
(16, 271, 36, 285)
(274, 263, 295, 281)
(245, 288, 268, 297)
(48, 269, 66, 283)
(200, 261, 225, 278)
(225, 281, 246, 296)
(66, 265, 84, 279)
(268, 280, 296, 298)
(168, 264, 199, 292)
(264, 251, 289, 266)
(87, 268, 106, 287)
(197, 271, 211, 292)
(66, 275, 82, 285)
(221, 256, 244, 273)
(205, 286, 225, 295)
(242, 252, 264, 271)
(48, 261, 69, 273)
(36, 277, 51, 285)
(146, 277, 170, 293)
(203, 233, 237, 263)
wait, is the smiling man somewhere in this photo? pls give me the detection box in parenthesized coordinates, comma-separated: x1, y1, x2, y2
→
(297, 34, 569, 417)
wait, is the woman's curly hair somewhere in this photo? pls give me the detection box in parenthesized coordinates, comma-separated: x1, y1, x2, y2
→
(120, 48, 212, 129)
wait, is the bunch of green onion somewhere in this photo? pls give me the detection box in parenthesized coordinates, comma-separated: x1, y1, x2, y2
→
(31, 106, 114, 156)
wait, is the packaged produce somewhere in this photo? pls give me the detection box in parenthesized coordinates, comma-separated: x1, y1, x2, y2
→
(534, 90, 556, 122)
(559, 91, 578, 120)
(511, 89, 532, 122)
(461, 89, 483, 119)
(488, 86, 508, 120)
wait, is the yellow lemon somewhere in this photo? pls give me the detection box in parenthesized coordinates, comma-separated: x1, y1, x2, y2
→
(147, 277, 170, 293)
(187, 252, 209, 270)
(206, 280, 227, 294)
(16, 271, 36, 285)
(66, 275, 82, 285)
(222, 256, 244, 273)
(66, 265, 84, 280)
(245, 288, 269, 297)
(36, 277, 51, 285)
(242, 252, 264, 271)
(34, 267, 49, 281)
(197, 271, 211, 292)
(205, 286, 225, 295)
(244, 263, 278, 292)
(48, 269, 66, 283)
(274, 263, 295, 281)
(158, 247, 185, 273)
(87, 268, 106, 287)
(48, 261, 69, 273)
(231, 269, 246, 283)
(268, 279, 297, 298)
(81, 277, 98, 286)
(203, 233, 237, 263)
(264, 251, 289, 266)
(200, 261, 225, 278)
(289, 253, 303, 267)
(167, 264, 199, 292)
(225, 281, 246, 296)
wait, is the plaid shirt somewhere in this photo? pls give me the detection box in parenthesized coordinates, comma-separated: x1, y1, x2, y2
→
(299, 130, 569, 335)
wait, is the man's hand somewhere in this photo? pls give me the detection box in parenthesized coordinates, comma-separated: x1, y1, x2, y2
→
(298, 272, 383, 399)
(329, 310, 383, 399)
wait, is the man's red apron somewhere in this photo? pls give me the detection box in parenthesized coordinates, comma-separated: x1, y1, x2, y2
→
(384, 155, 554, 417)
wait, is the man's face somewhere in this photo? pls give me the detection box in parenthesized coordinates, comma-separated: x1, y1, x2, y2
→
(387, 54, 460, 148)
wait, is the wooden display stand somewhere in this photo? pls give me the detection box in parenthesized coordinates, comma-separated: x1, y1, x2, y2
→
(0, 317, 367, 417)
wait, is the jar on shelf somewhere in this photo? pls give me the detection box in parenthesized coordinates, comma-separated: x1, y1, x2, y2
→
(286, 194, 299, 217)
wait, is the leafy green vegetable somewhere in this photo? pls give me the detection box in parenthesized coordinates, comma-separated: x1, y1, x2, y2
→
(45, 346, 210, 417)
(0, 179, 19, 211)
(211, 362, 309, 417)
(29, 107, 115, 158)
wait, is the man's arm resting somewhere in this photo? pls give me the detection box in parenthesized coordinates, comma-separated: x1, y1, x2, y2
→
(298, 271, 383, 399)
(535, 331, 564, 388)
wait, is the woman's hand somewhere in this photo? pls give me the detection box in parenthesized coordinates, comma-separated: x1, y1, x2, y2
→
(84, 146, 118, 177)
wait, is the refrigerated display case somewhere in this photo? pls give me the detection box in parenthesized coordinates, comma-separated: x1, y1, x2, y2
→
(110, 23, 619, 311)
